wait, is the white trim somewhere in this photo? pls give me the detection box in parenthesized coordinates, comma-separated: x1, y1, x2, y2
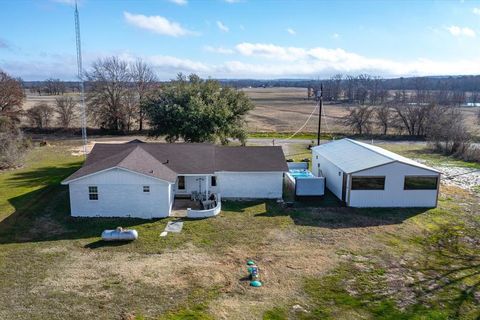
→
(351, 161, 441, 175)
(313, 143, 440, 174)
(62, 166, 175, 185)
(176, 173, 214, 177)
(213, 171, 287, 174)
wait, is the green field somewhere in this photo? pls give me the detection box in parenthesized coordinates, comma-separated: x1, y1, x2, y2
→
(0, 142, 479, 319)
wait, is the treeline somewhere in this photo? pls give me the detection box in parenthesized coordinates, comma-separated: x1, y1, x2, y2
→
(309, 74, 479, 106)
(220, 75, 480, 97)
(0, 57, 253, 168)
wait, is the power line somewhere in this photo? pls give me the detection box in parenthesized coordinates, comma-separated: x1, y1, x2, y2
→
(75, 0, 87, 158)
(276, 101, 319, 142)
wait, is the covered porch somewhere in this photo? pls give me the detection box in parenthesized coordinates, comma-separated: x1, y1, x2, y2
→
(170, 194, 221, 219)
(174, 174, 216, 200)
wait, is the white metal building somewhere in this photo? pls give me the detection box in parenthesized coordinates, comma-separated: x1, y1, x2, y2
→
(62, 141, 287, 219)
(312, 139, 441, 207)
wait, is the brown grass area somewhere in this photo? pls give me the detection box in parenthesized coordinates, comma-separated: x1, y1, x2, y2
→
(22, 210, 400, 319)
(22, 89, 480, 136)
(243, 87, 348, 133)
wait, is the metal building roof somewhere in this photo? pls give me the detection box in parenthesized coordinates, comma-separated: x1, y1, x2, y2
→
(312, 138, 440, 174)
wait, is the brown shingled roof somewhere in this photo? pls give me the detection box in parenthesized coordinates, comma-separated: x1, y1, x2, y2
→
(62, 141, 287, 184)
(63, 146, 177, 183)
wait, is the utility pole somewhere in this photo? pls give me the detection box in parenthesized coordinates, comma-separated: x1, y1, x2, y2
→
(316, 83, 323, 145)
(75, 0, 87, 158)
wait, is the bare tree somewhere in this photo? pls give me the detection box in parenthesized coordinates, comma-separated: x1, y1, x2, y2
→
(43, 78, 65, 95)
(343, 106, 374, 135)
(471, 92, 480, 105)
(427, 106, 471, 156)
(0, 70, 24, 119)
(392, 103, 435, 136)
(375, 105, 392, 135)
(54, 96, 77, 128)
(86, 57, 132, 132)
(130, 59, 157, 131)
(0, 116, 29, 169)
(26, 103, 54, 128)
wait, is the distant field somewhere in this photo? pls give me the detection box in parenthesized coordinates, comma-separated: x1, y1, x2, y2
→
(243, 87, 348, 133)
(22, 87, 480, 137)
(243, 87, 480, 136)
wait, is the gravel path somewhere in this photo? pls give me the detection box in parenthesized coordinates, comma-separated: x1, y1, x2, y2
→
(433, 166, 480, 191)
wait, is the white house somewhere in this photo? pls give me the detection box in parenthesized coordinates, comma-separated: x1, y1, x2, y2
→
(312, 139, 441, 207)
(62, 141, 288, 218)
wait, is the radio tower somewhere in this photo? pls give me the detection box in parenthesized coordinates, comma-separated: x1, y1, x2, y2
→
(75, 0, 87, 157)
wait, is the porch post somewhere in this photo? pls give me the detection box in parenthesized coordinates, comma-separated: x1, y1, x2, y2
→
(205, 176, 209, 199)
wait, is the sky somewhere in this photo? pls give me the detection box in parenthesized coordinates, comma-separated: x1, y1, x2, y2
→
(1, 0, 480, 80)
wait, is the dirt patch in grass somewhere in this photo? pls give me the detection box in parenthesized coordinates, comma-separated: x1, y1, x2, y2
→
(37, 244, 229, 296)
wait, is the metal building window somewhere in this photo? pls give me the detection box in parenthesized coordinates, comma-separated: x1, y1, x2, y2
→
(88, 186, 98, 200)
(351, 176, 385, 190)
(404, 176, 438, 190)
(143, 186, 150, 193)
(177, 176, 185, 190)
(211, 176, 217, 187)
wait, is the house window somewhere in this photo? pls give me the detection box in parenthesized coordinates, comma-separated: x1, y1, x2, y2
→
(88, 186, 98, 200)
(404, 176, 438, 190)
(177, 176, 185, 190)
(211, 176, 217, 187)
(351, 176, 385, 190)
(143, 186, 150, 193)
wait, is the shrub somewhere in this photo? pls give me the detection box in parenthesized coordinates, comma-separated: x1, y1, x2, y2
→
(0, 116, 30, 169)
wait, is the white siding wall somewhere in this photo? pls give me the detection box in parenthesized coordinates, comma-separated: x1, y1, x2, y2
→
(173, 175, 218, 196)
(312, 150, 344, 199)
(68, 168, 172, 218)
(216, 172, 284, 199)
(349, 162, 439, 207)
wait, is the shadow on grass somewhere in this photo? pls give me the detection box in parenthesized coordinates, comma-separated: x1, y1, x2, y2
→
(258, 201, 429, 229)
(84, 239, 134, 249)
(409, 221, 480, 317)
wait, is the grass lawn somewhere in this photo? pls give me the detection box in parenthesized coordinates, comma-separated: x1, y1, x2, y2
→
(0, 142, 479, 319)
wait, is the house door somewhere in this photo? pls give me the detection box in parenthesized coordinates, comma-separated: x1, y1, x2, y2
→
(341, 173, 347, 202)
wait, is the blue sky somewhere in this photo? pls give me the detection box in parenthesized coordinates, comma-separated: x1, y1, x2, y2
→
(1, 0, 480, 80)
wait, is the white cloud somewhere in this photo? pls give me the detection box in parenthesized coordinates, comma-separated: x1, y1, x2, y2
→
(116, 52, 211, 75)
(446, 25, 476, 37)
(6, 43, 480, 80)
(146, 55, 210, 73)
(287, 28, 296, 35)
(473, 8, 480, 15)
(225, 42, 480, 77)
(204, 45, 234, 54)
(50, 0, 77, 6)
(216, 21, 229, 32)
(169, 0, 188, 5)
(124, 12, 196, 37)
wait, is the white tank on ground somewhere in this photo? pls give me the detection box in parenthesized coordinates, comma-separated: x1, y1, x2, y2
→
(101, 227, 138, 241)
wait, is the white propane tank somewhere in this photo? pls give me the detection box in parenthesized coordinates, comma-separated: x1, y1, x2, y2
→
(101, 227, 138, 241)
